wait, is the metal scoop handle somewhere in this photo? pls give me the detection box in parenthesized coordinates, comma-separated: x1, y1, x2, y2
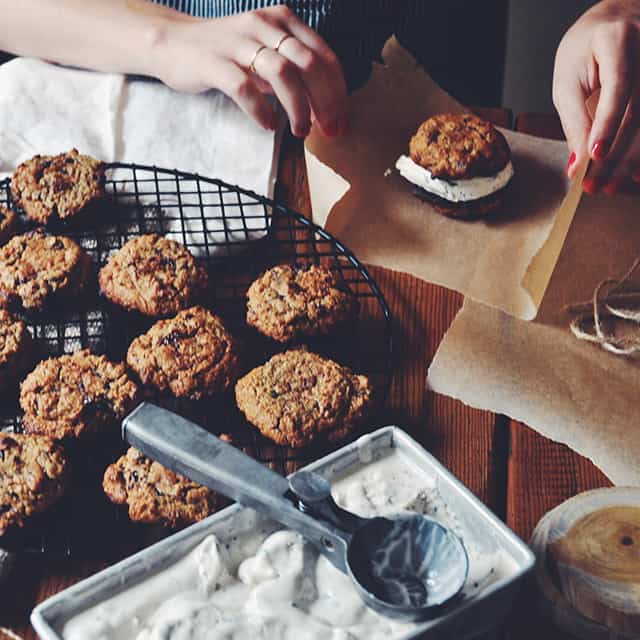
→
(122, 403, 364, 572)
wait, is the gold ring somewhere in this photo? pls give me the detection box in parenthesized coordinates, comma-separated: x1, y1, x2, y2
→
(273, 34, 293, 53)
(249, 44, 268, 74)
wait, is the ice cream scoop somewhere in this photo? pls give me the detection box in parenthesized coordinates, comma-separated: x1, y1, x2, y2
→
(122, 403, 469, 621)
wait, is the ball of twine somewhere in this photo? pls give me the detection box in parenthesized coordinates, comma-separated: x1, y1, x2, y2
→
(567, 257, 640, 356)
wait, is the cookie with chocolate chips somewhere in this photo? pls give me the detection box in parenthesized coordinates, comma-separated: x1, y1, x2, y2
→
(0, 207, 18, 246)
(0, 432, 68, 535)
(246, 265, 357, 343)
(409, 114, 510, 179)
(98, 234, 208, 318)
(0, 310, 33, 393)
(235, 349, 373, 448)
(127, 306, 240, 400)
(19, 349, 139, 440)
(11, 149, 105, 225)
(103, 447, 221, 527)
(0, 230, 91, 311)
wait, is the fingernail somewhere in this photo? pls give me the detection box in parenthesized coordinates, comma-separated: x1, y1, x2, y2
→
(633, 173, 640, 184)
(603, 177, 623, 196)
(583, 178, 599, 195)
(566, 152, 576, 176)
(591, 140, 609, 160)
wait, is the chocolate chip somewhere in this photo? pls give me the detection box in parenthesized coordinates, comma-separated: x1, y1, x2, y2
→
(0, 436, 17, 449)
(159, 328, 197, 348)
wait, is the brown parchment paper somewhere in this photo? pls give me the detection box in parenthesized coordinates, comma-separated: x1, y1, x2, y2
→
(305, 37, 577, 320)
(427, 184, 640, 486)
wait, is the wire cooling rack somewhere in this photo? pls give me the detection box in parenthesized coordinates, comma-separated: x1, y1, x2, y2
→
(0, 163, 393, 556)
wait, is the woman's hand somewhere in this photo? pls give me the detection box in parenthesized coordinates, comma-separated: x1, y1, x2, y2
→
(553, 0, 640, 194)
(152, 5, 349, 138)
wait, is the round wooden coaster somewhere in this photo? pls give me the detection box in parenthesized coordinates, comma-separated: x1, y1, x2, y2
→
(530, 487, 640, 640)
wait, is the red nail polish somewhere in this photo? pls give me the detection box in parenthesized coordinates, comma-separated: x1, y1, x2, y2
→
(583, 178, 598, 195)
(591, 140, 609, 160)
(566, 152, 576, 175)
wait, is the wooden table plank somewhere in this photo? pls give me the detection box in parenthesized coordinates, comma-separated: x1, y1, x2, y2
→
(368, 265, 508, 509)
(504, 113, 613, 640)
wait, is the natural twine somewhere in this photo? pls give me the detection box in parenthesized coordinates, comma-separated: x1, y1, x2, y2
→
(566, 257, 640, 356)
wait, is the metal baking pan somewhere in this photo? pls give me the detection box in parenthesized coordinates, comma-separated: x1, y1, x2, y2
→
(31, 426, 535, 639)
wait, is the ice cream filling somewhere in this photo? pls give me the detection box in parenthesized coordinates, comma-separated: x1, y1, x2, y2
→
(395, 156, 514, 203)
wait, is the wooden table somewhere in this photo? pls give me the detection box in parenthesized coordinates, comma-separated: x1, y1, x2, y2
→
(1, 110, 611, 639)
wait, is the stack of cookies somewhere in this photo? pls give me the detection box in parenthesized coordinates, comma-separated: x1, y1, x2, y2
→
(0, 150, 375, 538)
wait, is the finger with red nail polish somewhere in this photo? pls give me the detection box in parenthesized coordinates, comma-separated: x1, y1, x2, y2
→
(591, 140, 609, 161)
(566, 151, 576, 177)
(582, 178, 599, 195)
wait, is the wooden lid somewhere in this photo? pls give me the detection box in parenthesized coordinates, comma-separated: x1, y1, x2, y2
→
(531, 487, 640, 639)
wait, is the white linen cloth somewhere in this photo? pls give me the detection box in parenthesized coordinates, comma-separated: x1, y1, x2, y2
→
(0, 58, 282, 252)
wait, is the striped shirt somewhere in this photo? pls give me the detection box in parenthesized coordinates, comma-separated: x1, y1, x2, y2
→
(151, 0, 428, 89)
(150, 1, 508, 105)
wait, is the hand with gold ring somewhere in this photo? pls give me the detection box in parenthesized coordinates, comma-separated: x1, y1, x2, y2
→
(150, 5, 349, 138)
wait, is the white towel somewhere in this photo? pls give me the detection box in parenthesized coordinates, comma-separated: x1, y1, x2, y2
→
(0, 58, 282, 253)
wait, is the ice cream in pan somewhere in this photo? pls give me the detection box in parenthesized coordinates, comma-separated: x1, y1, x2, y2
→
(58, 413, 522, 640)
(122, 404, 469, 620)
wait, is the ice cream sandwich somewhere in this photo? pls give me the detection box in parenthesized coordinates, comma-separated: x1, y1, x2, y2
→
(396, 113, 514, 218)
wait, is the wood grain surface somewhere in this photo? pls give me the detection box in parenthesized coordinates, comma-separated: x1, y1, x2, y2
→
(0, 109, 612, 640)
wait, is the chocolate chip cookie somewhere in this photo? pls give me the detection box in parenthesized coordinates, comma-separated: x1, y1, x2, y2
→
(127, 306, 240, 400)
(0, 230, 91, 310)
(20, 349, 139, 440)
(0, 207, 18, 246)
(409, 114, 510, 180)
(235, 350, 373, 448)
(246, 265, 357, 343)
(0, 432, 68, 535)
(103, 447, 220, 527)
(0, 311, 33, 393)
(99, 234, 208, 318)
(11, 149, 105, 225)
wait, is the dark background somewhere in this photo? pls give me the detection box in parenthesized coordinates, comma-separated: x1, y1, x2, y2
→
(399, 0, 509, 107)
